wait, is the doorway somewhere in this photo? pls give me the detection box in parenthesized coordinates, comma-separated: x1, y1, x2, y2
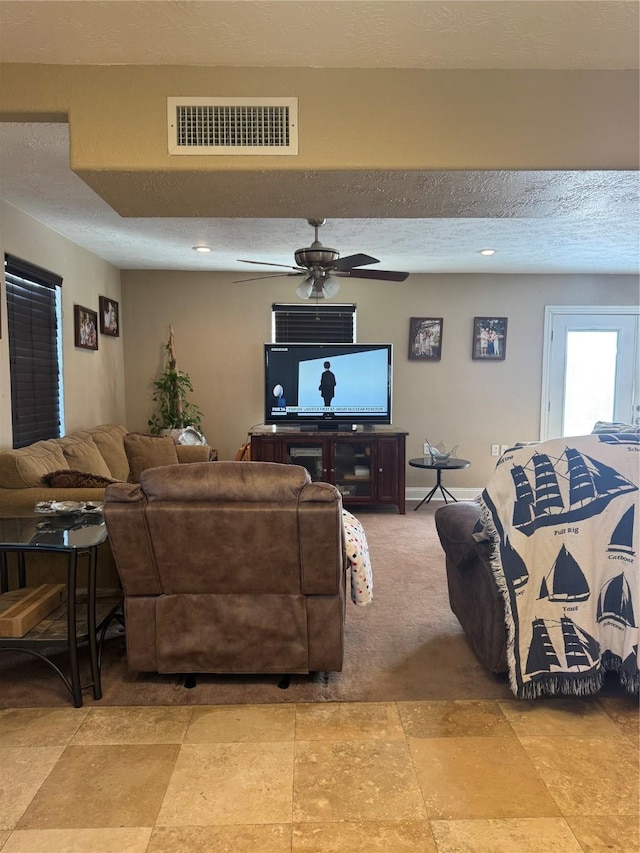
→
(541, 306, 640, 440)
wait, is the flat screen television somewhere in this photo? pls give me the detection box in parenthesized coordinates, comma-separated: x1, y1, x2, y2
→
(264, 342, 392, 428)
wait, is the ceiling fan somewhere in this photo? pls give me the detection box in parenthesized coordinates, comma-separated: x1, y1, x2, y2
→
(236, 218, 409, 299)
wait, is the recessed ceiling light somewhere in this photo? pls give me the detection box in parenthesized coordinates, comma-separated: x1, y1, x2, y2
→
(193, 246, 211, 253)
(478, 248, 496, 256)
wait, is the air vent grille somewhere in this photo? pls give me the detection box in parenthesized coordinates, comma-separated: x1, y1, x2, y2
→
(168, 97, 297, 155)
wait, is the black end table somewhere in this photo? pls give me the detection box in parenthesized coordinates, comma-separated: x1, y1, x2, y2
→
(0, 512, 121, 706)
(409, 457, 471, 510)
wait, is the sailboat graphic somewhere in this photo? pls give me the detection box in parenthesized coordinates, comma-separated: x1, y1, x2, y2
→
(607, 505, 636, 556)
(561, 617, 600, 669)
(537, 544, 590, 602)
(500, 535, 529, 590)
(525, 617, 600, 675)
(597, 573, 636, 628)
(526, 618, 560, 674)
(511, 447, 637, 536)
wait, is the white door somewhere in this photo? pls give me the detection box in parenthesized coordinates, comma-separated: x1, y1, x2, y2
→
(542, 307, 640, 439)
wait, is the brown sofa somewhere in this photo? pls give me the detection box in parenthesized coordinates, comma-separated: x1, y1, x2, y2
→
(435, 501, 508, 673)
(104, 461, 347, 676)
(0, 424, 212, 585)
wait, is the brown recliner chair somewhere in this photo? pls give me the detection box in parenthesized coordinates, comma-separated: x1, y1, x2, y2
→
(434, 501, 508, 673)
(103, 461, 346, 676)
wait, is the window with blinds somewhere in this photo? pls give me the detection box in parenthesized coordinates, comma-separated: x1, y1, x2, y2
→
(5, 254, 63, 448)
(272, 303, 356, 343)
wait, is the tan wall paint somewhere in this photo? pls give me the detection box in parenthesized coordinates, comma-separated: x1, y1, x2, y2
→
(0, 202, 125, 449)
(1, 66, 637, 219)
(2, 66, 637, 169)
(121, 269, 638, 490)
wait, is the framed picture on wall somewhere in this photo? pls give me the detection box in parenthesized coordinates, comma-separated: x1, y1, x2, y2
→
(99, 295, 120, 336)
(472, 317, 507, 360)
(74, 304, 98, 350)
(408, 317, 443, 361)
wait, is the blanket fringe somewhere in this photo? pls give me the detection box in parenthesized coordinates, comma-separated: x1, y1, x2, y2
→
(476, 493, 521, 697)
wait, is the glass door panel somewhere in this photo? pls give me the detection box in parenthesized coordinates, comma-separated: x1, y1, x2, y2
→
(333, 441, 373, 499)
(563, 330, 618, 435)
(284, 441, 324, 481)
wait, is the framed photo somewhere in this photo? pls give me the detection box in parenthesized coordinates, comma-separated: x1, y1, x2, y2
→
(472, 317, 507, 360)
(74, 304, 98, 350)
(408, 317, 443, 361)
(99, 296, 119, 336)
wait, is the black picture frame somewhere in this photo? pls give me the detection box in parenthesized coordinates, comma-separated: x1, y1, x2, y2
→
(472, 317, 507, 360)
(408, 317, 443, 361)
(99, 296, 119, 337)
(74, 304, 98, 350)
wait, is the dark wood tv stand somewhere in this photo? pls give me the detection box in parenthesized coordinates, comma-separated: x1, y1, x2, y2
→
(249, 426, 408, 513)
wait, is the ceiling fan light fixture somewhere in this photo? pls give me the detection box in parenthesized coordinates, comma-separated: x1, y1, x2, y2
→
(295, 278, 314, 299)
(322, 276, 340, 298)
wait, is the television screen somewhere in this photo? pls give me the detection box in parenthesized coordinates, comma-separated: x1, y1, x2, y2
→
(264, 343, 392, 427)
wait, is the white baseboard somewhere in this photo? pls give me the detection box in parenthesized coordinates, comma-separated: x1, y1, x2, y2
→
(405, 486, 481, 504)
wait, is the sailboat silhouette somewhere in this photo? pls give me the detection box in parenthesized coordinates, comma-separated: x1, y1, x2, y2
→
(537, 544, 590, 602)
(597, 573, 636, 628)
(525, 617, 600, 675)
(526, 619, 560, 674)
(499, 535, 529, 590)
(511, 447, 637, 536)
(607, 505, 636, 556)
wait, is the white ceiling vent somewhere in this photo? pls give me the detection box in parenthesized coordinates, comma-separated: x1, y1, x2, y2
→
(167, 97, 298, 155)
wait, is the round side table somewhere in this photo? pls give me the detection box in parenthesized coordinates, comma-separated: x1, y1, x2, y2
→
(408, 457, 471, 510)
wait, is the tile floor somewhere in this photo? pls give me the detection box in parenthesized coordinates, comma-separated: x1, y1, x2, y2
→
(0, 697, 638, 852)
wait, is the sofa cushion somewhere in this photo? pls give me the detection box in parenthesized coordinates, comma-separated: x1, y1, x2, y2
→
(0, 440, 69, 488)
(62, 438, 112, 478)
(42, 469, 117, 488)
(88, 424, 130, 480)
(124, 433, 180, 482)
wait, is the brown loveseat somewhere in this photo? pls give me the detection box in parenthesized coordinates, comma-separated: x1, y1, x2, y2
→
(104, 461, 347, 676)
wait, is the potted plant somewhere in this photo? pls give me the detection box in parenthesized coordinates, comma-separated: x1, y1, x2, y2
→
(148, 325, 204, 439)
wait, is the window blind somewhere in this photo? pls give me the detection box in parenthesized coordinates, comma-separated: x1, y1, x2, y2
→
(5, 254, 63, 449)
(272, 303, 356, 343)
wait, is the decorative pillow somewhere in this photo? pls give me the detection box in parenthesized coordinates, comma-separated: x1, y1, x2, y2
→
(42, 469, 117, 488)
(62, 438, 112, 478)
(591, 420, 640, 434)
(124, 433, 180, 483)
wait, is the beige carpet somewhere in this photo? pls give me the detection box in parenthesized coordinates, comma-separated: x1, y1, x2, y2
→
(2, 505, 516, 708)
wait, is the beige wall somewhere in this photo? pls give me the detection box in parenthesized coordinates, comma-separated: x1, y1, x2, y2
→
(121, 268, 638, 490)
(0, 201, 125, 449)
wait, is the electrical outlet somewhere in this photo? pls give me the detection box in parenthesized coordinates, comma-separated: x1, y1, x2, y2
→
(500, 444, 510, 455)
(491, 444, 500, 456)
(423, 441, 430, 455)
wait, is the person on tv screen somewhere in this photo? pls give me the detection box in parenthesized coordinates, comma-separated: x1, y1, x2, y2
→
(319, 361, 336, 406)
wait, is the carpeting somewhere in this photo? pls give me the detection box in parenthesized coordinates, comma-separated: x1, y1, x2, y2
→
(1, 505, 515, 708)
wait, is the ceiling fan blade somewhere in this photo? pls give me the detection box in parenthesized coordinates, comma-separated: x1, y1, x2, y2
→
(237, 259, 302, 271)
(344, 268, 410, 282)
(333, 253, 380, 271)
(233, 272, 305, 283)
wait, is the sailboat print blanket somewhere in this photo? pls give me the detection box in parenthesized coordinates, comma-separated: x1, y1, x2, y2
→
(478, 432, 639, 699)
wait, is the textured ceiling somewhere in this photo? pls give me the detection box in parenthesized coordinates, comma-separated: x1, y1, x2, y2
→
(0, 1, 638, 275)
